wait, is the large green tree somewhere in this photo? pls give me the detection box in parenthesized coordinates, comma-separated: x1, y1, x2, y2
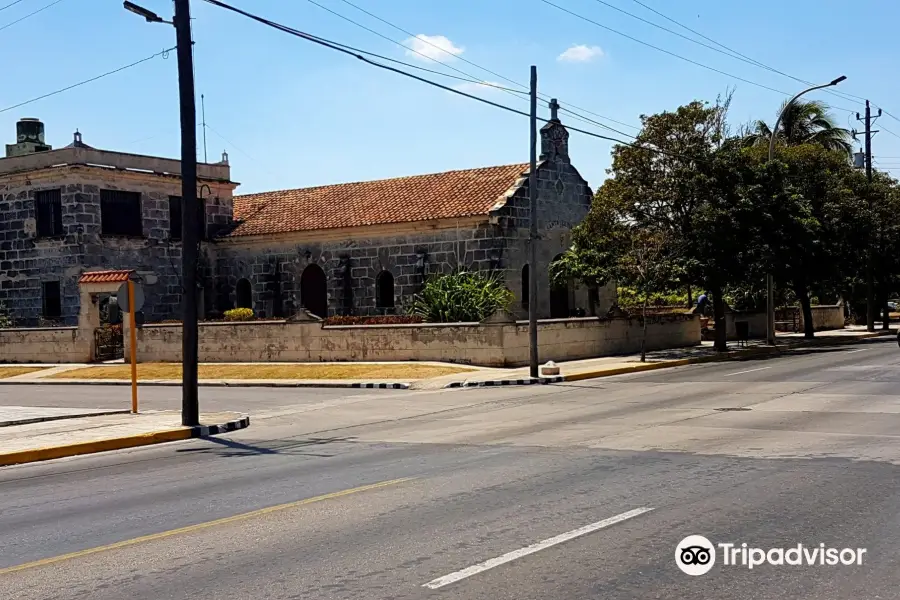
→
(555, 100, 755, 351)
(742, 144, 868, 337)
(743, 99, 852, 156)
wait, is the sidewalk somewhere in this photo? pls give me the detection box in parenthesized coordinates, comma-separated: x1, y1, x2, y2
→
(0, 409, 250, 467)
(416, 328, 895, 389)
(0, 361, 481, 389)
(0, 328, 892, 392)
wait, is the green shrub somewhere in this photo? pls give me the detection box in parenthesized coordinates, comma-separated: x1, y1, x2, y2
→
(0, 302, 11, 328)
(617, 286, 688, 308)
(408, 270, 513, 323)
(224, 307, 254, 321)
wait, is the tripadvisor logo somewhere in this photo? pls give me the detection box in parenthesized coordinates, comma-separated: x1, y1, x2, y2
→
(676, 535, 867, 575)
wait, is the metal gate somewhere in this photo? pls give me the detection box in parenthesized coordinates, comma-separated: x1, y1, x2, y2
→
(94, 325, 124, 361)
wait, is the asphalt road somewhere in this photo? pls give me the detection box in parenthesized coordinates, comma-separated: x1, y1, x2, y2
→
(0, 382, 377, 414)
(1, 338, 899, 599)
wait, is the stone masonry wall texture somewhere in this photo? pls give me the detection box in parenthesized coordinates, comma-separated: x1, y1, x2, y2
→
(211, 121, 609, 320)
(126, 314, 701, 366)
(0, 118, 608, 327)
(0, 167, 233, 326)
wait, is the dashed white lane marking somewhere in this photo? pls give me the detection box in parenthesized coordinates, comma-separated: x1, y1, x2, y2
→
(844, 348, 871, 353)
(421, 507, 654, 590)
(724, 366, 772, 376)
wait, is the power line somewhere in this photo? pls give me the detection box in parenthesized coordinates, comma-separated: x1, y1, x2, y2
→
(303, 0, 636, 138)
(878, 124, 900, 142)
(201, 0, 711, 165)
(623, 0, 866, 106)
(315, 0, 639, 136)
(0, 46, 177, 114)
(593, 0, 777, 68)
(538, 0, 859, 114)
(620, 0, 900, 132)
(0, 0, 28, 13)
(303, 0, 531, 106)
(0, 0, 65, 32)
(877, 108, 900, 131)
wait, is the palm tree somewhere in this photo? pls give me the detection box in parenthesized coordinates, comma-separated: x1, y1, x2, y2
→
(744, 99, 852, 156)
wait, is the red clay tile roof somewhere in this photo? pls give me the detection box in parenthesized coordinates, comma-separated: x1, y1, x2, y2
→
(230, 163, 529, 237)
(78, 270, 134, 284)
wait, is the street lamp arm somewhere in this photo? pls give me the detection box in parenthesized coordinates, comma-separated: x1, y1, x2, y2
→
(123, 1, 172, 24)
(768, 76, 847, 161)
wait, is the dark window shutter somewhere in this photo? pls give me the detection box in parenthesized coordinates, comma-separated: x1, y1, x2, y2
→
(100, 190, 142, 236)
(35, 189, 62, 237)
(169, 196, 182, 241)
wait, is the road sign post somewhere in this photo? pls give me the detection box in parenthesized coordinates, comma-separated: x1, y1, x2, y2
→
(128, 281, 138, 413)
(117, 281, 145, 414)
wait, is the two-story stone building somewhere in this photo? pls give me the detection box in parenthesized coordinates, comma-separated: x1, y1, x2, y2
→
(0, 106, 613, 327)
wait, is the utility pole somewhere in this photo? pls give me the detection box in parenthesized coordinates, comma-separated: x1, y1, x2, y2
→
(528, 65, 539, 379)
(857, 100, 881, 332)
(175, 0, 200, 426)
(122, 0, 199, 425)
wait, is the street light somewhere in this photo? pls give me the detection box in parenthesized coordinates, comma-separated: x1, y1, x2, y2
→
(768, 76, 847, 162)
(123, 1, 171, 23)
(764, 75, 847, 346)
(124, 0, 200, 427)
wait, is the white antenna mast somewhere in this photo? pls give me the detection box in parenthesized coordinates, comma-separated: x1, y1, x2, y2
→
(201, 93, 208, 163)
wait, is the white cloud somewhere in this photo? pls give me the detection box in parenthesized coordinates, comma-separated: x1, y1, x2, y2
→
(404, 34, 464, 62)
(557, 44, 604, 63)
(452, 80, 502, 94)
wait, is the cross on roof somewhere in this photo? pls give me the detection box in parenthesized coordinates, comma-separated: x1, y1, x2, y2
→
(549, 98, 560, 121)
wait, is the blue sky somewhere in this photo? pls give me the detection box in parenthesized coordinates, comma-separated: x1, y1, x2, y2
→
(3, 0, 900, 193)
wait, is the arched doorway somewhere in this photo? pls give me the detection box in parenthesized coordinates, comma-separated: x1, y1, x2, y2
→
(235, 278, 252, 309)
(549, 254, 570, 318)
(375, 271, 395, 310)
(300, 264, 328, 318)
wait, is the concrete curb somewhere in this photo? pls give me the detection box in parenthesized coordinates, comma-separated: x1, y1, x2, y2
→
(441, 332, 893, 389)
(0, 415, 250, 467)
(0, 409, 131, 428)
(0, 379, 411, 389)
(444, 376, 565, 389)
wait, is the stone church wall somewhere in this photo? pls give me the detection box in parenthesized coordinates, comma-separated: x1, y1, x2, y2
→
(0, 158, 234, 326)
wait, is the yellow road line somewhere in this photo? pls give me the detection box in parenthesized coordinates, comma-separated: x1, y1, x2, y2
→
(0, 477, 414, 576)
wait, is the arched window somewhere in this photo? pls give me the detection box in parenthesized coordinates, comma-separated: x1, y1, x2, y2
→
(235, 278, 252, 309)
(521, 264, 529, 309)
(376, 271, 395, 309)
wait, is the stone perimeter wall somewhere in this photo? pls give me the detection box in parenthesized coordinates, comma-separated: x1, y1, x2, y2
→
(0, 326, 91, 363)
(123, 314, 700, 367)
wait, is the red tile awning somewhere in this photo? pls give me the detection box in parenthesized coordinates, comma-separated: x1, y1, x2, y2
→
(78, 270, 134, 284)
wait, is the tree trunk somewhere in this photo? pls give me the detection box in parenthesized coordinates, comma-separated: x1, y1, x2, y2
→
(687, 285, 693, 309)
(640, 295, 648, 362)
(796, 287, 815, 339)
(711, 286, 727, 352)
